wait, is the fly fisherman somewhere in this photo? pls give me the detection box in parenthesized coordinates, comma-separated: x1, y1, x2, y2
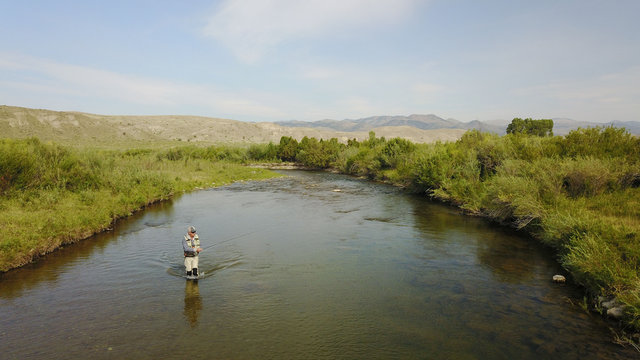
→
(182, 226, 202, 277)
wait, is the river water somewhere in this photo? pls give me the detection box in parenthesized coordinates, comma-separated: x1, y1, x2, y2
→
(0, 170, 635, 359)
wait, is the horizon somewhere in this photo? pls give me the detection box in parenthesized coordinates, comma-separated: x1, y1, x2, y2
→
(1, 1, 639, 124)
(7, 104, 640, 128)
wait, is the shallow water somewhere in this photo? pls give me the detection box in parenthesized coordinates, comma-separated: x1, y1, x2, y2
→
(0, 170, 635, 359)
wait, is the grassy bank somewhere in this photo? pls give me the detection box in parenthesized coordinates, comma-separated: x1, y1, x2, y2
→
(257, 128, 640, 332)
(0, 138, 279, 272)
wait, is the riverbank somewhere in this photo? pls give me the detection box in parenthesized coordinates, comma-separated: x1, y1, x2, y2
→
(247, 130, 640, 337)
(0, 138, 281, 272)
(5, 169, 636, 359)
(2, 131, 639, 339)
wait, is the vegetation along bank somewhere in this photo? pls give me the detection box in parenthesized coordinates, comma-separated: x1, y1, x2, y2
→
(1, 120, 639, 335)
(247, 123, 640, 335)
(0, 138, 280, 272)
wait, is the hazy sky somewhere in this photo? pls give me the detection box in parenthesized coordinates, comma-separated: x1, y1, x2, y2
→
(1, 0, 638, 123)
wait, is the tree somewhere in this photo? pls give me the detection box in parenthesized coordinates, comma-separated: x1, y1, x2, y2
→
(277, 136, 299, 161)
(506, 118, 553, 136)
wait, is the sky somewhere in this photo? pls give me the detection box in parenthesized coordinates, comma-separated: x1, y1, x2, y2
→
(1, 0, 639, 123)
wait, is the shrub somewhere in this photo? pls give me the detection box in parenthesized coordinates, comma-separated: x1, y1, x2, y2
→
(0, 138, 103, 193)
(411, 145, 456, 193)
(379, 137, 416, 169)
(0, 139, 38, 193)
(247, 143, 279, 161)
(561, 157, 617, 198)
(560, 126, 640, 159)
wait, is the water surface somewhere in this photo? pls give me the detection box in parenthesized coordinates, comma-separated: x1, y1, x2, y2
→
(0, 171, 634, 359)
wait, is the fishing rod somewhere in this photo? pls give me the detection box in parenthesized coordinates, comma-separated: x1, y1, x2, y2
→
(199, 229, 263, 251)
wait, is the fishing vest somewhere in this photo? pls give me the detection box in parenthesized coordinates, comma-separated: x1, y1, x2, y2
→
(184, 234, 200, 256)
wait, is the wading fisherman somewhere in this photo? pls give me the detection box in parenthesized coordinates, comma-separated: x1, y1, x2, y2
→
(182, 226, 202, 277)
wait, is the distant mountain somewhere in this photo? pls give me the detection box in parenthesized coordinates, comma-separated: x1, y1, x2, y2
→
(551, 118, 640, 135)
(277, 114, 505, 134)
(278, 115, 640, 136)
(551, 118, 599, 135)
(610, 120, 640, 135)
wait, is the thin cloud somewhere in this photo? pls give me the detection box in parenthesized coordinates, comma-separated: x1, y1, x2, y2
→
(300, 66, 342, 80)
(412, 82, 444, 95)
(1, 53, 179, 105)
(203, 0, 420, 63)
(0, 52, 286, 119)
(516, 66, 640, 103)
(512, 66, 640, 121)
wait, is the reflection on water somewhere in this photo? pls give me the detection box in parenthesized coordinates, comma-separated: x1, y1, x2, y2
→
(184, 280, 202, 328)
(476, 230, 550, 284)
(0, 170, 636, 360)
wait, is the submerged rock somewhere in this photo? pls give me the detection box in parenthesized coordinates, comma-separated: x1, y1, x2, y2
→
(601, 298, 620, 310)
(607, 306, 627, 319)
(600, 297, 627, 319)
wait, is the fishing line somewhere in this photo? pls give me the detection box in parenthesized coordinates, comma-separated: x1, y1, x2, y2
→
(200, 228, 263, 251)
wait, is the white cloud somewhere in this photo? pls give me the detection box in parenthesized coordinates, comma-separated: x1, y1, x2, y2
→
(203, 0, 420, 63)
(0, 52, 286, 119)
(1, 53, 182, 105)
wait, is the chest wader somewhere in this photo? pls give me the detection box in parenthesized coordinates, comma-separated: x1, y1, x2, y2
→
(185, 234, 200, 276)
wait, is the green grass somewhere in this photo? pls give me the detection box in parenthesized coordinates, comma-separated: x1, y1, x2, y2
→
(0, 138, 280, 272)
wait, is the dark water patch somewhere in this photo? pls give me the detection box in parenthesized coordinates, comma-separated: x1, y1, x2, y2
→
(364, 216, 399, 223)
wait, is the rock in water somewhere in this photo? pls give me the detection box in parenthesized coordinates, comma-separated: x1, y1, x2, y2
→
(607, 307, 626, 319)
(552, 275, 566, 283)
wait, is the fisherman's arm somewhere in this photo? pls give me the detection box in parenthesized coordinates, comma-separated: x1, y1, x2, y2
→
(182, 237, 197, 254)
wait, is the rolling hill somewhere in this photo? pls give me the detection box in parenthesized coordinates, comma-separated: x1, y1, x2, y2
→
(2, 106, 637, 147)
(0, 106, 466, 146)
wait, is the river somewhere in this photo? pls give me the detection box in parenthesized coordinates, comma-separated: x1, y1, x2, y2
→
(0, 170, 635, 359)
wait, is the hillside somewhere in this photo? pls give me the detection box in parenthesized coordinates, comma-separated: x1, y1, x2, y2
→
(279, 115, 640, 136)
(0, 106, 465, 146)
(3, 106, 635, 146)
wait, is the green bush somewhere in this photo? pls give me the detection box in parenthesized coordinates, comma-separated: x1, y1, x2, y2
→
(411, 145, 456, 193)
(561, 157, 618, 198)
(379, 137, 416, 169)
(0, 138, 103, 193)
(560, 126, 640, 159)
(0, 139, 38, 193)
(247, 142, 279, 161)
